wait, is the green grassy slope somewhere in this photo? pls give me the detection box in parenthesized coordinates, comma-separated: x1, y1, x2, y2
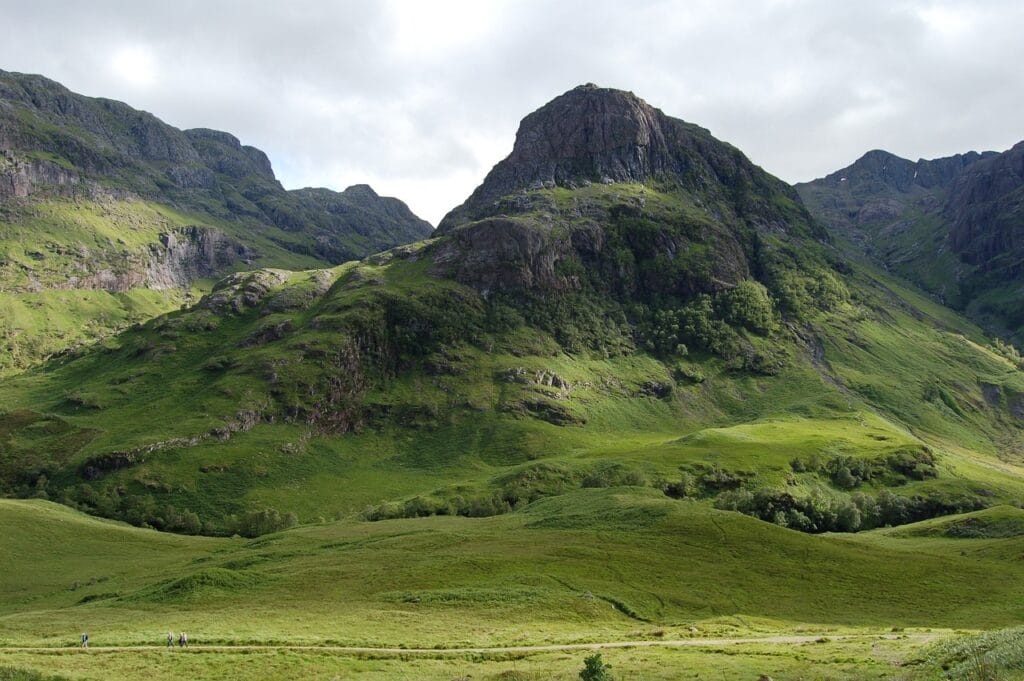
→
(0, 497, 1021, 679)
(0, 220, 1021, 540)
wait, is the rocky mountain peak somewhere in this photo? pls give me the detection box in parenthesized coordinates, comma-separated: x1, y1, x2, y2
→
(341, 183, 380, 201)
(437, 84, 717, 231)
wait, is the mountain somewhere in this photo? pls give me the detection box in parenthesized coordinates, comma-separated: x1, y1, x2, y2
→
(0, 70, 432, 372)
(796, 144, 1024, 345)
(1, 84, 1020, 546)
(2, 84, 1024, 677)
(434, 84, 824, 299)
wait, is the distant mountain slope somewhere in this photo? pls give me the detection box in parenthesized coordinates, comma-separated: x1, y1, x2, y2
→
(796, 144, 1023, 345)
(1, 85, 1021, 543)
(0, 69, 431, 372)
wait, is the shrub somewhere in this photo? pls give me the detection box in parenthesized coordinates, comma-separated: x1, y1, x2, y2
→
(717, 279, 777, 334)
(678, 295, 739, 357)
(579, 653, 614, 681)
(991, 339, 1023, 368)
(230, 507, 299, 537)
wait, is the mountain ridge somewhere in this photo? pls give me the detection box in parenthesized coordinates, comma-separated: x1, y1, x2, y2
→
(0, 69, 432, 372)
(797, 142, 1024, 345)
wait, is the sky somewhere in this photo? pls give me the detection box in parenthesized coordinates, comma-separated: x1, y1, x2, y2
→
(1, 0, 1022, 226)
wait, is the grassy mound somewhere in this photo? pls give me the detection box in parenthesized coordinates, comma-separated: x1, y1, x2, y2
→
(892, 506, 1024, 539)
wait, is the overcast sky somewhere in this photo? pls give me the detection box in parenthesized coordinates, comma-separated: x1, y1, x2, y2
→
(2, 0, 1022, 225)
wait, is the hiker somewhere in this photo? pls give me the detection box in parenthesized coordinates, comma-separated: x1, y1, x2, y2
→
(178, 631, 188, 647)
(80, 632, 89, 648)
(166, 631, 174, 647)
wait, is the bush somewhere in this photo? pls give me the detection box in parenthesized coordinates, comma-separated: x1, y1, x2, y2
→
(927, 626, 1024, 680)
(579, 653, 614, 681)
(230, 508, 299, 537)
(991, 339, 1023, 368)
(712, 485, 986, 533)
(717, 280, 777, 334)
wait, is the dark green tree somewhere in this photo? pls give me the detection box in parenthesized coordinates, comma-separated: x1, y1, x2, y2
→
(579, 653, 614, 681)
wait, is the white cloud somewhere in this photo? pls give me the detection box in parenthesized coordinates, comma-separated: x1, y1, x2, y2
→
(0, 0, 1022, 224)
(109, 46, 158, 88)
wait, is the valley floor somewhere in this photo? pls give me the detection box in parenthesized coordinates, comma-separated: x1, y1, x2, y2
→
(0, 634, 944, 680)
(3, 497, 1024, 679)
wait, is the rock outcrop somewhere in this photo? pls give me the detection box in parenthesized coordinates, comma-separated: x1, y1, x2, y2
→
(0, 152, 81, 198)
(947, 141, 1024, 276)
(430, 84, 814, 296)
(438, 84, 811, 234)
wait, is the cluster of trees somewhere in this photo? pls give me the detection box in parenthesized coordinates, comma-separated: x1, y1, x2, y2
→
(62, 485, 206, 534)
(769, 266, 848, 317)
(495, 291, 633, 354)
(714, 487, 986, 533)
(790, 448, 938, 489)
(662, 452, 976, 533)
(636, 280, 777, 359)
(364, 463, 651, 522)
(55, 484, 299, 537)
(629, 280, 793, 374)
(662, 463, 754, 499)
(225, 508, 299, 538)
(363, 493, 513, 521)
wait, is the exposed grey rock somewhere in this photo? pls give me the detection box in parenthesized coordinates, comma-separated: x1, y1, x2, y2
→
(0, 152, 80, 198)
(200, 269, 291, 314)
(437, 83, 806, 234)
(147, 227, 252, 289)
(428, 84, 811, 297)
(947, 141, 1024, 277)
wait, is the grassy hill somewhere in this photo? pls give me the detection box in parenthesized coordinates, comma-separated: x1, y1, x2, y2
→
(2, 497, 1024, 678)
(0, 195, 1021, 538)
(0, 90, 1021, 539)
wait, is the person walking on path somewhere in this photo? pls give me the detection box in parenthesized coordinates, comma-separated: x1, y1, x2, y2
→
(166, 631, 174, 648)
(80, 633, 88, 648)
(178, 632, 188, 648)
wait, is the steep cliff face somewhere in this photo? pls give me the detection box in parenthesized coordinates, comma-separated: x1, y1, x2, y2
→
(798, 143, 1024, 343)
(795, 149, 993, 237)
(431, 85, 819, 298)
(0, 152, 82, 198)
(947, 142, 1024, 276)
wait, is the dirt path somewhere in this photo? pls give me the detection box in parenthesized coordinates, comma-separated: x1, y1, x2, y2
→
(0, 633, 941, 655)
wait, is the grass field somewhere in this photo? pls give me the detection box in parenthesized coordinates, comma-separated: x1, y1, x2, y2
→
(2, 497, 1024, 678)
